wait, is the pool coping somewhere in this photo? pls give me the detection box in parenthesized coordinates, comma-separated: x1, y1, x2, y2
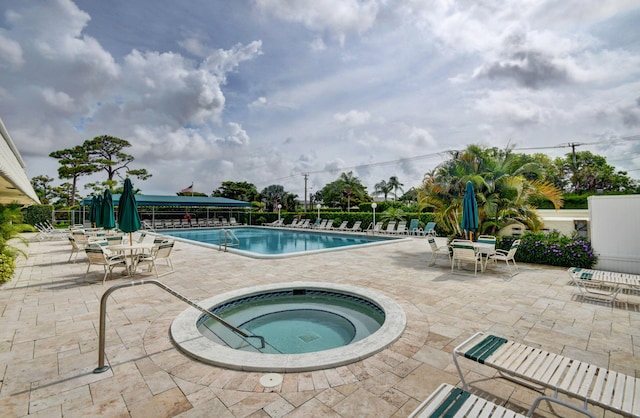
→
(154, 226, 411, 259)
(170, 282, 407, 372)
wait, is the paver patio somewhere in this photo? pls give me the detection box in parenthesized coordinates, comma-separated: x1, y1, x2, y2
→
(1, 233, 638, 417)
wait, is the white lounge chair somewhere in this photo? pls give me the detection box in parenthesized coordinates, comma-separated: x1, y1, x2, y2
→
(347, 221, 362, 232)
(567, 267, 640, 304)
(334, 221, 348, 231)
(383, 221, 396, 234)
(408, 383, 594, 418)
(367, 221, 383, 234)
(391, 221, 407, 235)
(321, 219, 333, 230)
(314, 219, 328, 229)
(453, 331, 638, 418)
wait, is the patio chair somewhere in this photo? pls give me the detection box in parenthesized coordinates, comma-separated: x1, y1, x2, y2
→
(321, 219, 333, 230)
(84, 247, 127, 284)
(408, 383, 594, 418)
(136, 231, 147, 243)
(314, 219, 328, 229)
(453, 331, 637, 417)
(347, 220, 362, 232)
(424, 222, 436, 237)
(487, 239, 520, 276)
(67, 236, 82, 262)
(297, 219, 310, 228)
(408, 219, 424, 236)
(450, 239, 482, 275)
(427, 237, 448, 266)
(134, 241, 175, 277)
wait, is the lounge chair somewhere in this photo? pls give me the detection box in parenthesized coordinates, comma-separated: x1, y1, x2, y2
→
(408, 219, 424, 236)
(367, 221, 383, 234)
(391, 221, 407, 235)
(567, 267, 640, 304)
(314, 219, 328, 229)
(487, 239, 520, 276)
(383, 221, 396, 234)
(229, 217, 238, 225)
(321, 219, 333, 230)
(297, 219, 310, 229)
(453, 331, 639, 417)
(408, 383, 594, 418)
(334, 221, 348, 231)
(424, 221, 436, 237)
(347, 221, 362, 232)
(450, 239, 482, 275)
(284, 219, 298, 228)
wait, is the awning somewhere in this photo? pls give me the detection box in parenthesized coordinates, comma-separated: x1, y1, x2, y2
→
(81, 194, 250, 208)
(0, 116, 40, 206)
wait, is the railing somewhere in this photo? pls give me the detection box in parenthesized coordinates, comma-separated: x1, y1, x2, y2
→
(93, 279, 265, 373)
(217, 229, 239, 252)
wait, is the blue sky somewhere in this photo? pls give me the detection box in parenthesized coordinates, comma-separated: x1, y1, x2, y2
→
(1, 0, 639, 199)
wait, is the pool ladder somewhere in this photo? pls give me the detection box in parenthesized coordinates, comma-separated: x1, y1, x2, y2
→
(218, 229, 239, 251)
(93, 279, 265, 373)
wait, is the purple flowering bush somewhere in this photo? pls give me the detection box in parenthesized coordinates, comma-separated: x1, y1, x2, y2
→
(498, 232, 597, 269)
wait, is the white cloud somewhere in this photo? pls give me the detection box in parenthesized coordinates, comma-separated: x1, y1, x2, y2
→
(0, 33, 24, 69)
(252, 0, 379, 44)
(334, 110, 371, 127)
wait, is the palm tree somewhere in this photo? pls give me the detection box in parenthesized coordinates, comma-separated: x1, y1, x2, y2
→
(338, 171, 363, 212)
(418, 145, 563, 236)
(388, 176, 404, 201)
(374, 180, 393, 201)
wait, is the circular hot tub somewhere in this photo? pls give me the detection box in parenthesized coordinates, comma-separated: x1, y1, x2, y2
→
(170, 282, 406, 372)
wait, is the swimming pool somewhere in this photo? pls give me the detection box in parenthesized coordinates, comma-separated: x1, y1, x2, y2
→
(161, 226, 406, 258)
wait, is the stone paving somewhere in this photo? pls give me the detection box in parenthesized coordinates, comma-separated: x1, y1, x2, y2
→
(1, 232, 638, 417)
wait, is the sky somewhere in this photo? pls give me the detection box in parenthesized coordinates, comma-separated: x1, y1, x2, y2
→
(1, 0, 640, 201)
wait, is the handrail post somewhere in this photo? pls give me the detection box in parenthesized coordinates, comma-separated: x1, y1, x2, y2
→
(93, 279, 264, 374)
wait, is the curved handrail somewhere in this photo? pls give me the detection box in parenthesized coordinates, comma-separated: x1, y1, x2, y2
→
(217, 229, 240, 251)
(93, 279, 265, 373)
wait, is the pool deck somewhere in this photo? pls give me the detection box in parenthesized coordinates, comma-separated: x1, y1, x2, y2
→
(1, 233, 638, 417)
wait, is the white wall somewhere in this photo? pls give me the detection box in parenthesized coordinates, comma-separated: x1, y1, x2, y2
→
(589, 195, 640, 274)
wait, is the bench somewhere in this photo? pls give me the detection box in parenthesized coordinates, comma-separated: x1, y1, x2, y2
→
(453, 332, 640, 417)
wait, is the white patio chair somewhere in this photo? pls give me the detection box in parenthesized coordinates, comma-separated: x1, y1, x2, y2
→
(427, 237, 448, 266)
(84, 247, 127, 284)
(134, 241, 175, 277)
(450, 239, 482, 275)
(487, 239, 520, 276)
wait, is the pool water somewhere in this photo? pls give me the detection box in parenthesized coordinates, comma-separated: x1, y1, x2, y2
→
(163, 226, 399, 257)
(197, 290, 385, 354)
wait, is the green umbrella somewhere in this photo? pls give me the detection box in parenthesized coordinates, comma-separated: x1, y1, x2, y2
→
(101, 189, 116, 231)
(90, 196, 98, 228)
(95, 195, 104, 228)
(117, 178, 141, 244)
(461, 181, 478, 240)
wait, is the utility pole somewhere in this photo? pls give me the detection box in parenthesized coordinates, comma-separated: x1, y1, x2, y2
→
(303, 173, 309, 211)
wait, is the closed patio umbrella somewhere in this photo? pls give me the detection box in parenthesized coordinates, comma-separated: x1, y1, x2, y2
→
(101, 189, 116, 232)
(90, 196, 98, 228)
(461, 181, 478, 240)
(95, 195, 104, 228)
(117, 177, 141, 245)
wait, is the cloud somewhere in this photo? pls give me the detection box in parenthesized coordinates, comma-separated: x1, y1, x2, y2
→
(252, 0, 379, 44)
(0, 33, 24, 69)
(334, 110, 371, 127)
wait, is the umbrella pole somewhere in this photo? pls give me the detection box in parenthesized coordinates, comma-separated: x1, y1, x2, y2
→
(129, 232, 133, 246)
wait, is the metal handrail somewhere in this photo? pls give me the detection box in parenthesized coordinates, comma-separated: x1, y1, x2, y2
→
(93, 279, 265, 373)
(217, 229, 239, 251)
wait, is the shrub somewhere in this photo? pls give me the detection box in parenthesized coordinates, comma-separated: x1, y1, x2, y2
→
(0, 253, 15, 283)
(23, 204, 53, 226)
(498, 231, 597, 268)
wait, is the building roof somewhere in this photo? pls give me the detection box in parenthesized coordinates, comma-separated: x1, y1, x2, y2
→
(81, 194, 250, 208)
(0, 116, 41, 206)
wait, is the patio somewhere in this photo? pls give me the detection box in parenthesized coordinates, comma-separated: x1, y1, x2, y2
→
(1, 234, 638, 417)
